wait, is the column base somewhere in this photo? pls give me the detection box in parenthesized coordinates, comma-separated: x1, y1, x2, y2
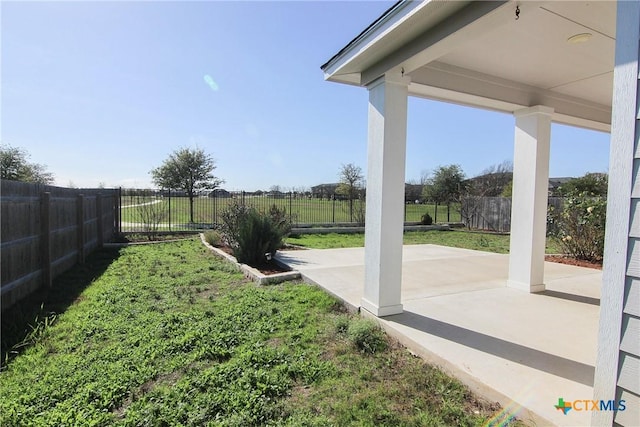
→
(507, 280, 546, 293)
(361, 298, 403, 317)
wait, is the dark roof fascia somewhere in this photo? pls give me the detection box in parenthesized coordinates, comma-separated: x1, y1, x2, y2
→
(320, 0, 404, 71)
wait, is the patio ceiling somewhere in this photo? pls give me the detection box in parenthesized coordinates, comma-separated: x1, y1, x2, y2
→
(322, 1, 615, 132)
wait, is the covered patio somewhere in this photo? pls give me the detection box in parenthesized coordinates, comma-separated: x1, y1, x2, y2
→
(320, 1, 639, 426)
(277, 245, 601, 426)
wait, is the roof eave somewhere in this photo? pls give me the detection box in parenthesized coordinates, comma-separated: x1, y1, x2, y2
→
(321, 0, 431, 82)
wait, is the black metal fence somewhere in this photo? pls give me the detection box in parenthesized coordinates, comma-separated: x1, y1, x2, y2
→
(119, 189, 461, 233)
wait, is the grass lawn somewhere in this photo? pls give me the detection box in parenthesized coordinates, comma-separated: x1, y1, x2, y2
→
(1, 237, 517, 426)
(288, 230, 563, 254)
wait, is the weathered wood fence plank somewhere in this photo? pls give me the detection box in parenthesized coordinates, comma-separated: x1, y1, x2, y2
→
(1, 180, 118, 310)
(460, 196, 564, 232)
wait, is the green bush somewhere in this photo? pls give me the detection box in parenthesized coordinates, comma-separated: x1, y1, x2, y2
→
(547, 191, 606, 262)
(220, 201, 253, 247)
(421, 213, 433, 225)
(268, 204, 292, 236)
(347, 318, 387, 354)
(220, 202, 291, 266)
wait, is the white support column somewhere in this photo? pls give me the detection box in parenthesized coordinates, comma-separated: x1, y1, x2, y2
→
(362, 72, 409, 317)
(508, 105, 554, 293)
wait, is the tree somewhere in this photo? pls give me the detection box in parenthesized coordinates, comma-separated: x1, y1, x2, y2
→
(0, 143, 54, 184)
(501, 180, 513, 197)
(421, 164, 466, 204)
(469, 161, 513, 197)
(336, 163, 364, 199)
(336, 163, 364, 222)
(404, 182, 423, 203)
(150, 147, 222, 223)
(556, 172, 608, 197)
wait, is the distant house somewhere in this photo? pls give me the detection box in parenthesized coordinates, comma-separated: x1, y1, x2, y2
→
(311, 183, 339, 199)
(208, 189, 232, 198)
(267, 190, 285, 199)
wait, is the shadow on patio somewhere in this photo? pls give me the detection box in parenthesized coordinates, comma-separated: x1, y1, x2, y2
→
(277, 244, 602, 426)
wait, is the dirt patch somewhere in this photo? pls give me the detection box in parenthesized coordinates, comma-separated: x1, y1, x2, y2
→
(252, 262, 291, 275)
(545, 255, 602, 270)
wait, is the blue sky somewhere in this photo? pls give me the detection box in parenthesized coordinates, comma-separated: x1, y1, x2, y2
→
(2, 1, 610, 191)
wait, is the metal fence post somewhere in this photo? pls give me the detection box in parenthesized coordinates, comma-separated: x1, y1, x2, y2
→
(289, 191, 293, 222)
(332, 194, 336, 223)
(168, 188, 172, 232)
(434, 202, 438, 223)
(213, 193, 217, 227)
(447, 203, 450, 222)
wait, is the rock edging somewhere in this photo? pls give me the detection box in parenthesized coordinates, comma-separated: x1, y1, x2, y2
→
(200, 233, 301, 285)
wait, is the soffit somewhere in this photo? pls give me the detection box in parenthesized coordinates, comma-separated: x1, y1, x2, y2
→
(434, 1, 615, 107)
(324, 1, 617, 130)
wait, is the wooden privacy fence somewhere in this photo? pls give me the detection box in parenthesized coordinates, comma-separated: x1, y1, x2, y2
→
(460, 196, 564, 232)
(1, 180, 120, 310)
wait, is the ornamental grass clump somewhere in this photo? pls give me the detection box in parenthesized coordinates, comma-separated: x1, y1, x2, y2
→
(547, 191, 606, 262)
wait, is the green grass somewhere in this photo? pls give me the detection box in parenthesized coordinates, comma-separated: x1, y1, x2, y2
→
(120, 196, 461, 227)
(0, 237, 518, 426)
(288, 230, 562, 254)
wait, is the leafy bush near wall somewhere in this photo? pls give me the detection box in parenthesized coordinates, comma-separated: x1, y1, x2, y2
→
(547, 191, 606, 262)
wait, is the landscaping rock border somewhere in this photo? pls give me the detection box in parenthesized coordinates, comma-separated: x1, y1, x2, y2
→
(200, 234, 301, 285)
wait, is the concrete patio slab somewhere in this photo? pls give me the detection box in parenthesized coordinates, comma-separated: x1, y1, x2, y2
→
(276, 245, 602, 427)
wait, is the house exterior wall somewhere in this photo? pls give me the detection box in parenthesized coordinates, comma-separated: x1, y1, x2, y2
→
(593, 2, 640, 426)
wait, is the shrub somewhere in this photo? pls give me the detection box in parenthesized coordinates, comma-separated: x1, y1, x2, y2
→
(220, 201, 253, 247)
(203, 230, 222, 246)
(220, 202, 291, 266)
(136, 194, 166, 240)
(547, 191, 606, 262)
(421, 213, 433, 225)
(268, 204, 292, 236)
(347, 318, 387, 354)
